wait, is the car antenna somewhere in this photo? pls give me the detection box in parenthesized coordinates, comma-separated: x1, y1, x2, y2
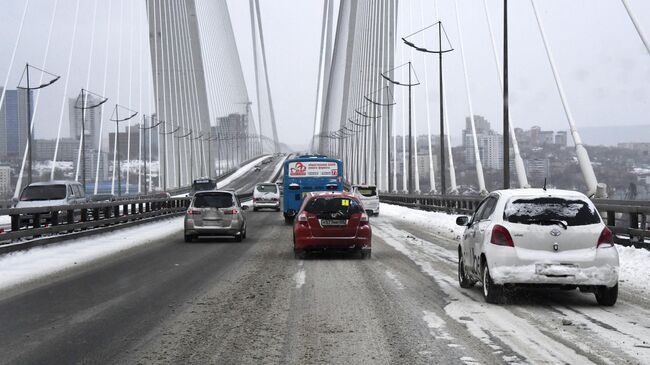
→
(543, 178, 547, 191)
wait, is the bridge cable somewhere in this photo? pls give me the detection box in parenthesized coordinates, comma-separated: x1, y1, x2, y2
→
(51, 0, 81, 180)
(453, 0, 487, 195)
(530, 0, 601, 197)
(13, 0, 56, 199)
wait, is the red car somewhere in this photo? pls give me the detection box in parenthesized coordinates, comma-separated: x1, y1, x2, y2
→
(293, 192, 372, 259)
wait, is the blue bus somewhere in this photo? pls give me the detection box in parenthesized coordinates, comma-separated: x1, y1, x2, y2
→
(282, 155, 344, 223)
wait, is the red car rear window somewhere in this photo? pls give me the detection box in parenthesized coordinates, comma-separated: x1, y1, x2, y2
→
(304, 197, 362, 215)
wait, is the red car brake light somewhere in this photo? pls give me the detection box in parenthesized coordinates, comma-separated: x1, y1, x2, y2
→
(187, 209, 201, 215)
(359, 213, 369, 226)
(597, 227, 614, 248)
(224, 209, 238, 215)
(490, 225, 514, 247)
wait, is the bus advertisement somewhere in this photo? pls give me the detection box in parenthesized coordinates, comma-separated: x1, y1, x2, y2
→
(282, 155, 344, 223)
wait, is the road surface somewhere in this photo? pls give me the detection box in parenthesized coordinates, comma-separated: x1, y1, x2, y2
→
(1, 165, 649, 364)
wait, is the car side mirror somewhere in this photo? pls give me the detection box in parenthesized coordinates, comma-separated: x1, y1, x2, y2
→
(241, 205, 249, 211)
(456, 216, 469, 226)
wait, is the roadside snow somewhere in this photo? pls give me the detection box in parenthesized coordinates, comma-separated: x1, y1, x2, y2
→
(0, 216, 183, 291)
(0, 216, 10, 226)
(267, 155, 288, 183)
(617, 244, 650, 294)
(216, 155, 269, 189)
(379, 203, 463, 241)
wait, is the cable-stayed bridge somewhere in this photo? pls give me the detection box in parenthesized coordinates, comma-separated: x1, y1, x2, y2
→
(0, 2, 650, 363)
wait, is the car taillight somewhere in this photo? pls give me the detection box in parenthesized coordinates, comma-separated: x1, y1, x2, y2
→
(187, 209, 200, 215)
(359, 213, 369, 226)
(597, 227, 614, 248)
(490, 225, 514, 247)
(297, 213, 308, 224)
(224, 209, 238, 215)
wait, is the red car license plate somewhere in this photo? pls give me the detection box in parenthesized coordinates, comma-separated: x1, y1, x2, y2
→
(321, 219, 347, 226)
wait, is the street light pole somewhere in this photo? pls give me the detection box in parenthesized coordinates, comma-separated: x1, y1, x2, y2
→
(73, 89, 107, 195)
(16, 64, 60, 186)
(403, 22, 454, 194)
(381, 62, 420, 194)
(503, 0, 510, 189)
(110, 105, 138, 196)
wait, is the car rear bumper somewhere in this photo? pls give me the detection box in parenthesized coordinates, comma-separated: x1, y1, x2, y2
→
(253, 201, 280, 208)
(185, 220, 243, 236)
(486, 246, 619, 287)
(294, 236, 371, 251)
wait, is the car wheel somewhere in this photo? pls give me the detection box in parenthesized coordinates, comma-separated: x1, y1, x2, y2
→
(458, 250, 474, 288)
(360, 250, 371, 259)
(234, 233, 243, 242)
(595, 284, 618, 306)
(482, 263, 504, 304)
(253, 207, 258, 212)
(294, 249, 306, 260)
(184, 234, 193, 243)
(284, 216, 293, 225)
(242, 226, 247, 239)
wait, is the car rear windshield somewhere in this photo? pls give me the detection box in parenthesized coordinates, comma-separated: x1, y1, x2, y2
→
(356, 187, 376, 197)
(256, 184, 278, 193)
(193, 193, 234, 208)
(192, 182, 215, 192)
(304, 197, 363, 215)
(504, 197, 600, 226)
(20, 185, 67, 201)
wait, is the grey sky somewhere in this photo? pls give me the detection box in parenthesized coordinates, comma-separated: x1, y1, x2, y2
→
(0, 0, 649, 151)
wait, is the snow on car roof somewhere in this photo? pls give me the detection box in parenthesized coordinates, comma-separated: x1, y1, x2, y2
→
(492, 188, 589, 200)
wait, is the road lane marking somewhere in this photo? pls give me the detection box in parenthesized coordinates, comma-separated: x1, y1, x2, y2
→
(294, 266, 306, 289)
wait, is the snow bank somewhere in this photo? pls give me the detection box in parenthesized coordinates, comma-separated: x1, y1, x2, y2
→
(379, 202, 463, 241)
(0, 216, 10, 226)
(617, 244, 650, 294)
(216, 155, 269, 189)
(0, 216, 183, 291)
(267, 155, 288, 183)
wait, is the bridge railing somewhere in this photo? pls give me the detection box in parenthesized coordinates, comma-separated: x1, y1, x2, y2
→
(380, 193, 650, 250)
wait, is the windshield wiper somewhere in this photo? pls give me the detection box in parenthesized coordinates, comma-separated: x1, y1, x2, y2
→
(526, 218, 568, 229)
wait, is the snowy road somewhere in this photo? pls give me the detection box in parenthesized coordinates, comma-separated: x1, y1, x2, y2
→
(0, 199, 649, 363)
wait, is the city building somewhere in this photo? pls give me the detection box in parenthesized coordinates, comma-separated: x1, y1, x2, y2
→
(555, 131, 568, 146)
(525, 158, 551, 180)
(34, 138, 79, 162)
(68, 93, 104, 151)
(462, 117, 504, 170)
(0, 88, 33, 160)
(0, 166, 11, 197)
(214, 113, 249, 163)
(108, 125, 142, 161)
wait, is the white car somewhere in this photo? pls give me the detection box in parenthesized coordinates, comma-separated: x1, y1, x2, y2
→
(351, 185, 379, 216)
(456, 188, 619, 306)
(253, 183, 280, 211)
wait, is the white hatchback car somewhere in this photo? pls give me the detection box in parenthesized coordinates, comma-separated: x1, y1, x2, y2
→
(456, 189, 619, 306)
(253, 182, 280, 211)
(351, 185, 380, 216)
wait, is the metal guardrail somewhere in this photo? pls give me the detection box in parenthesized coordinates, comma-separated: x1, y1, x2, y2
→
(0, 154, 270, 254)
(380, 193, 650, 250)
(0, 197, 190, 248)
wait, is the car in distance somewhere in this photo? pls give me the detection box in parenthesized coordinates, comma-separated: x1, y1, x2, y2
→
(88, 194, 116, 202)
(293, 192, 371, 259)
(456, 188, 619, 305)
(253, 182, 280, 211)
(16, 180, 87, 208)
(351, 184, 380, 216)
(184, 190, 248, 242)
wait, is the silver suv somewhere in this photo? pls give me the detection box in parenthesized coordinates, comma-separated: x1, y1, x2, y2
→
(184, 190, 248, 242)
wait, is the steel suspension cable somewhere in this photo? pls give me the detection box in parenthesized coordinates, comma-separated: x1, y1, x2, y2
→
(453, 0, 487, 194)
(51, 0, 81, 180)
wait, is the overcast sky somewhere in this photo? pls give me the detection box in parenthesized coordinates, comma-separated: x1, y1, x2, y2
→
(0, 0, 649, 150)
